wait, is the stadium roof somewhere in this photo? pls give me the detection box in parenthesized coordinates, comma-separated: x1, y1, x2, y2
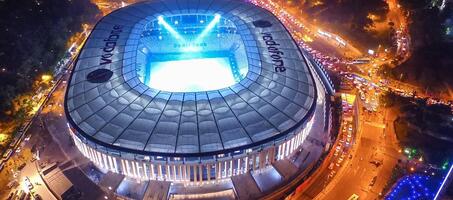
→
(65, 0, 317, 156)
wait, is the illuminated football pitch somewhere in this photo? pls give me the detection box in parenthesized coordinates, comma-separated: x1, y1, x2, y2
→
(146, 57, 236, 92)
(138, 14, 248, 92)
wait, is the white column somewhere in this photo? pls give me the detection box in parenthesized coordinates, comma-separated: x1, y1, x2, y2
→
(158, 164, 163, 180)
(150, 164, 155, 180)
(143, 163, 148, 180)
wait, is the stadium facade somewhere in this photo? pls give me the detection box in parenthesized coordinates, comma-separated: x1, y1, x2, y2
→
(65, 0, 323, 183)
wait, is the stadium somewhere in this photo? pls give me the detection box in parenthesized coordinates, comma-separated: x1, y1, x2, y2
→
(64, 0, 330, 184)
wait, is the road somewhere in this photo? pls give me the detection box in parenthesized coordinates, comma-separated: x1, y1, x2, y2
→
(288, 93, 358, 200)
(316, 103, 401, 199)
(250, 0, 363, 58)
(284, 97, 402, 200)
(18, 161, 56, 200)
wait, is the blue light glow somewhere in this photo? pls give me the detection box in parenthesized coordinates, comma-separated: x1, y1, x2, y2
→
(147, 57, 235, 92)
(196, 14, 221, 42)
(386, 174, 443, 200)
(158, 15, 184, 41)
(136, 14, 248, 92)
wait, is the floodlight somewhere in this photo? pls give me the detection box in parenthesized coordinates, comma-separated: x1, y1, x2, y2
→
(157, 15, 184, 41)
(195, 14, 221, 42)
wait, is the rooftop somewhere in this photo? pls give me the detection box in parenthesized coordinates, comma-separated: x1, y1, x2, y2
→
(65, 0, 317, 156)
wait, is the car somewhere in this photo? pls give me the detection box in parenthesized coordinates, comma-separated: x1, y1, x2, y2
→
(328, 162, 335, 170)
(3, 149, 13, 159)
(7, 180, 18, 189)
(24, 193, 30, 200)
(33, 193, 42, 200)
(24, 177, 33, 190)
(348, 194, 359, 200)
(17, 190, 26, 200)
(334, 144, 342, 154)
(369, 176, 377, 186)
(334, 149, 340, 157)
(346, 137, 352, 144)
(370, 160, 382, 167)
(360, 94, 366, 101)
(328, 170, 336, 178)
(6, 192, 14, 200)
(0, 161, 5, 172)
(336, 157, 344, 166)
(17, 163, 26, 170)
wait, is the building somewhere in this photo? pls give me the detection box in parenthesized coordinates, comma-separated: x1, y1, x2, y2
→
(43, 167, 79, 200)
(64, 0, 325, 184)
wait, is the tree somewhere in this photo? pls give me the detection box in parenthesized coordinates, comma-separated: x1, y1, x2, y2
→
(0, 0, 99, 120)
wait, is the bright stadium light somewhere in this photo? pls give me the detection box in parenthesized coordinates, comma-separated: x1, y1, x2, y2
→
(196, 13, 221, 42)
(157, 15, 164, 22)
(157, 15, 184, 41)
(147, 57, 236, 92)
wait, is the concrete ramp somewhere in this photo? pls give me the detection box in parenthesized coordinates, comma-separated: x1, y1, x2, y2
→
(143, 180, 171, 200)
(231, 173, 261, 199)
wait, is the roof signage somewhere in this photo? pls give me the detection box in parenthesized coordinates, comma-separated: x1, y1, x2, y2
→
(262, 32, 286, 73)
(100, 25, 123, 65)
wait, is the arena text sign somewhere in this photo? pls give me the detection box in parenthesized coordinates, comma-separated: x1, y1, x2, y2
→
(100, 25, 123, 65)
(262, 32, 286, 73)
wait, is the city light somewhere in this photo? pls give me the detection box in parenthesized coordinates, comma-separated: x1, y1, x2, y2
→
(41, 74, 52, 82)
(302, 35, 313, 42)
(0, 133, 7, 142)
